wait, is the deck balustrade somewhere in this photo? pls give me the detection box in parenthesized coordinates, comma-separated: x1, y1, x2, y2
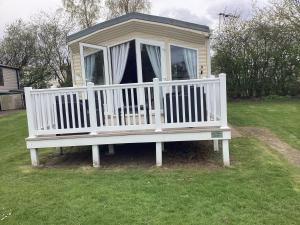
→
(24, 74, 227, 137)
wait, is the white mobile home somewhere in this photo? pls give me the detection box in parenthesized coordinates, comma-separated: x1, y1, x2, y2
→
(24, 13, 231, 167)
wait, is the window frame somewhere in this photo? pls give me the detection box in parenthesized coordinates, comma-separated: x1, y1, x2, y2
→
(169, 43, 199, 80)
(79, 42, 110, 85)
(0, 67, 4, 86)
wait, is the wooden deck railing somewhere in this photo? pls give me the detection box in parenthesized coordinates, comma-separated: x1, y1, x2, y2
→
(24, 74, 228, 136)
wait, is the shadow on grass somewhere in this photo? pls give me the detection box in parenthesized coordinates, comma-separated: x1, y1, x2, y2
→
(40, 141, 223, 169)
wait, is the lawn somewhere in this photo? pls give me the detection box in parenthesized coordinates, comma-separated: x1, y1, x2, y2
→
(0, 108, 299, 225)
(228, 98, 300, 150)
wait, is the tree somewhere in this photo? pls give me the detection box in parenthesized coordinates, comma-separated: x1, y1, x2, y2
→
(0, 20, 46, 88)
(0, 11, 75, 88)
(105, 0, 151, 19)
(33, 11, 75, 87)
(212, 1, 300, 97)
(0, 20, 37, 69)
(272, 0, 300, 33)
(62, 0, 102, 28)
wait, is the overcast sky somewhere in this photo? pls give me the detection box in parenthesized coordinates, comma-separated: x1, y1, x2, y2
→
(0, 0, 270, 37)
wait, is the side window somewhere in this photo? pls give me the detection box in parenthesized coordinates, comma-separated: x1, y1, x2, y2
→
(84, 50, 105, 85)
(170, 45, 197, 80)
(0, 68, 4, 86)
(80, 43, 109, 85)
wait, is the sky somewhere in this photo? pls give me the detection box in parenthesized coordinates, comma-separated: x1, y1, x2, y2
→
(0, 0, 270, 37)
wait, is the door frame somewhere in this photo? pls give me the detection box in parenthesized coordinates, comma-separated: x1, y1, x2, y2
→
(135, 38, 166, 110)
(104, 38, 166, 85)
(135, 38, 166, 82)
(79, 42, 110, 85)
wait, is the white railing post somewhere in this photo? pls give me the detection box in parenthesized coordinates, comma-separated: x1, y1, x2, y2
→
(219, 73, 228, 128)
(153, 78, 162, 132)
(24, 87, 35, 137)
(87, 82, 97, 134)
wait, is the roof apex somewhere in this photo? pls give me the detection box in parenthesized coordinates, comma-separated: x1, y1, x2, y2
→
(67, 12, 210, 43)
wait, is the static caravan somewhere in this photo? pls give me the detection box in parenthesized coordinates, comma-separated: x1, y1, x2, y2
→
(24, 13, 231, 167)
(0, 64, 23, 111)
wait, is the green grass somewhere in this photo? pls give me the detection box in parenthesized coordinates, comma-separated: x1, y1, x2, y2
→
(228, 98, 300, 150)
(0, 110, 299, 224)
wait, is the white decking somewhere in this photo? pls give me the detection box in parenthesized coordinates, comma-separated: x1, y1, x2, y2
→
(24, 74, 231, 167)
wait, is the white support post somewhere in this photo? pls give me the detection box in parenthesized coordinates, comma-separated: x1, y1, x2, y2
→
(87, 82, 97, 134)
(153, 78, 162, 132)
(108, 144, 115, 155)
(213, 140, 219, 152)
(92, 145, 100, 168)
(24, 87, 35, 137)
(156, 142, 162, 166)
(219, 73, 228, 128)
(222, 139, 230, 166)
(30, 148, 39, 166)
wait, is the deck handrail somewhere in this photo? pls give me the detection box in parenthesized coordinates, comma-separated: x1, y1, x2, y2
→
(24, 74, 228, 136)
(219, 73, 228, 128)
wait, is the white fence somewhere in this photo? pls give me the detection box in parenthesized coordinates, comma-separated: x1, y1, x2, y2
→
(25, 74, 228, 136)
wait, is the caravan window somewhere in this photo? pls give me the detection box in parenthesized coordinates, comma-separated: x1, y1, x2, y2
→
(170, 45, 197, 80)
(84, 49, 105, 85)
(80, 43, 109, 85)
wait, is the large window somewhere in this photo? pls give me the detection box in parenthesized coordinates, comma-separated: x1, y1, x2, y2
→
(0, 68, 3, 86)
(170, 45, 197, 80)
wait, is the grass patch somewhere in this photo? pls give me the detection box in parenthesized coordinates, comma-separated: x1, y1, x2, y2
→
(0, 111, 299, 224)
(228, 98, 300, 150)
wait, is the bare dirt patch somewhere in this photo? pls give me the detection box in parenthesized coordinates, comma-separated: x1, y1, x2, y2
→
(238, 127, 300, 166)
(230, 126, 242, 138)
(41, 141, 222, 169)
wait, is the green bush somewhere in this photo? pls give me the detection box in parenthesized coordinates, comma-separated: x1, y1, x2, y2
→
(212, 0, 300, 98)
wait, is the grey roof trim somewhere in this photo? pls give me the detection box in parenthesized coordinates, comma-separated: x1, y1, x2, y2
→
(0, 90, 23, 95)
(67, 12, 210, 43)
(0, 64, 19, 70)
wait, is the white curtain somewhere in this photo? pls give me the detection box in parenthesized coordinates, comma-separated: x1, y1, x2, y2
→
(111, 42, 130, 112)
(183, 48, 197, 79)
(146, 45, 161, 80)
(84, 54, 96, 83)
(111, 42, 130, 84)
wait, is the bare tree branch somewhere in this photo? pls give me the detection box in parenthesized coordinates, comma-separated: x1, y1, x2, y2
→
(105, 0, 151, 19)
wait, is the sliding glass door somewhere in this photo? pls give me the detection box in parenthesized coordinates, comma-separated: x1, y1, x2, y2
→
(136, 39, 165, 83)
(135, 39, 165, 110)
(80, 43, 109, 85)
